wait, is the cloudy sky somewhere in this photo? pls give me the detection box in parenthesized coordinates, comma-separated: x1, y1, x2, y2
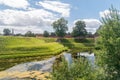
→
(0, 0, 120, 34)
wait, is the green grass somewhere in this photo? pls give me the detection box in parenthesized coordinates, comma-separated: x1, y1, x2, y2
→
(0, 36, 68, 71)
(0, 36, 95, 71)
(60, 38, 95, 53)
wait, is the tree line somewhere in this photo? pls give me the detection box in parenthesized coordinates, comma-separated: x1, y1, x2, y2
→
(2, 18, 93, 38)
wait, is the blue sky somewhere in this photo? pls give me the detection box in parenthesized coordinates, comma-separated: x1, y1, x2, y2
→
(66, 0, 120, 21)
(0, 0, 120, 34)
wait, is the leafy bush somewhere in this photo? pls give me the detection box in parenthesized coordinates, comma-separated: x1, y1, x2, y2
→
(51, 57, 103, 80)
(97, 7, 120, 80)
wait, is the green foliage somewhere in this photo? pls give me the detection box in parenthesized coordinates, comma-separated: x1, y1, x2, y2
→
(3, 28, 11, 36)
(97, 6, 120, 80)
(50, 32, 56, 37)
(94, 25, 102, 36)
(43, 30, 49, 37)
(72, 21, 87, 37)
(0, 36, 68, 71)
(52, 17, 68, 37)
(60, 38, 94, 53)
(95, 37, 102, 50)
(52, 57, 103, 80)
(24, 31, 35, 37)
(0, 36, 95, 73)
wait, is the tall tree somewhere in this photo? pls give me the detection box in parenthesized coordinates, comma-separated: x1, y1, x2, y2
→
(72, 21, 87, 38)
(52, 17, 68, 38)
(43, 30, 49, 37)
(3, 28, 11, 36)
(98, 7, 120, 80)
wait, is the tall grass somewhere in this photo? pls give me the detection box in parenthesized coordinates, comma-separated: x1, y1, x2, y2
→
(0, 36, 68, 71)
(52, 57, 100, 80)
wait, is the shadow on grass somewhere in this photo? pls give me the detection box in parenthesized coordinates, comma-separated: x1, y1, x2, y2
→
(57, 38, 95, 57)
(74, 38, 94, 47)
(74, 38, 93, 43)
(60, 39, 75, 49)
(60, 38, 94, 53)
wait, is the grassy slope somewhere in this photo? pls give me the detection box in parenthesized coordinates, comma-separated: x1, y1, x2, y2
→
(0, 36, 94, 71)
(0, 36, 67, 71)
(60, 38, 95, 53)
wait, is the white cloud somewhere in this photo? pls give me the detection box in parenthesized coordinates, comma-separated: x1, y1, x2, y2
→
(38, 0, 70, 17)
(0, 26, 43, 34)
(99, 10, 110, 18)
(74, 19, 101, 34)
(0, 9, 58, 34)
(0, 0, 29, 9)
(0, 0, 71, 34)
(0, 9, 56, 26)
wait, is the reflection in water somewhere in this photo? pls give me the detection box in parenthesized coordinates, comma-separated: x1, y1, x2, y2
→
(1, 52, 95, 79)
(63, 53, 72, 65)
(77, 52, 95, 66)
(5, 52, 95, 73)
(63, 52, 95, 66)
(6, 57, 56, 72)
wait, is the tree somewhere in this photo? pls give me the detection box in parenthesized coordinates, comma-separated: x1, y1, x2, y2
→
(24, 31, 35, 37)
(43, 30, 49, 37)
(50, 32, 56, 37)
(94, 25, 102, 36)
(87, 32, 93, 38)
(15, 33, 23, 36)
(72, 21, 87, 38)
(67, 32, 71, 35)
(52, 17, 68, 38)
(98, 7, 120, 80)
(3, 28, 11, 36)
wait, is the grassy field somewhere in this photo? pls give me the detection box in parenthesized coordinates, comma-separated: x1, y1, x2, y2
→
(0, 36, 94, 71)
(0, 36, 68, 71)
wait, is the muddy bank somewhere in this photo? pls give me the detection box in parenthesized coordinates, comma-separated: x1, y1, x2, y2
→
(0, 71, 50, 80)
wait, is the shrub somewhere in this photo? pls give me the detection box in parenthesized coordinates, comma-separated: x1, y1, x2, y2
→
(51, 57, 100, 80)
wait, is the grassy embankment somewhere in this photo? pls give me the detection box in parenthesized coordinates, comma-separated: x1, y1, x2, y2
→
(0, 36, 94, 71)
(60, 38, 95, 53)
(0, 36, 68, 71)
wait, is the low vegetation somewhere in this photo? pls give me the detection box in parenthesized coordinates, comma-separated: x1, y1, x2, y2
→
(60, 38, 95, 53)
(52, 57, 105, 80)
(0, 36, 94, 71)
(0, 36, 68, 71)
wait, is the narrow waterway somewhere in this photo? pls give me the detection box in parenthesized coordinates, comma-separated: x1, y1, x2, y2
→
(0, 52, 95, 79)
(6, 57, 56, 73)
(0, 57, 56, 80)
(77, 52, 95, 66)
